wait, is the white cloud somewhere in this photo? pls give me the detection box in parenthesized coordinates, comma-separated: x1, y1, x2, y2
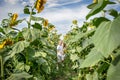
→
(41, 5, 89, 22)
(21, 1, 27, 5)
(0, 0, 89, 34)
(4, 0, 19, 4)
(39, 4, 90, 34)
(29, 0, 35, 4)
(0, 3, 24, 20)
(47, 0, 82, 8)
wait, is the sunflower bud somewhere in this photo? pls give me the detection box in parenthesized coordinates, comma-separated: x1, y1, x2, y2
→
(48, 26, 55, 31)
(43, 19, 48, 27)
(93, 0, 98, 3)
(72, 20, 77, 25)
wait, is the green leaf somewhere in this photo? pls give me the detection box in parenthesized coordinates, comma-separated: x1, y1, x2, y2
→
(107, 51, 120, 80)
(15, 62, 25, 71)
(6, 72, 33, 80)
(93, 17, 109, 27)
(33, 51, 47, 58)
(93, 71, 98, 80)
(86, 74, 93, 80)
(9, 41, 30, 57)
(26, 47, 35, 60)
(76, 46, 82, 53)
(108, 9, 119, 18)
(87, 3, 97, 9)
(80, 48, 104, 68)
(3, 27, 13, 34)
(8, 31, 17, 38)
(16, 19, 24, 23)
(107, 1, 116, 4)
(97, 62, 109, 74)
(32, 22, 42, 30)
(70, 54, 79, 62)
(31, 16, 44, 21)
(8, 13, 12, 17)
(86, 71, 98, 80)
(44, 49, 56, 56)
(70, 30, 95, 43)
(15, 63, 29, 72)
(41, 28, 48, 37)
(25, 65, 30, 72)
(72, 63, 79, 69)
(32, 11, 36, 15)
(42, 64, 51, 74)
(22, 28, 40, 42)
(1, 19, 9, 27)
(86, 0, 107, 20)
(33, 52, 41, 57)
(0, 27, 5, 34)
(82, 38, 91, 48)
(92, 16, 120, 57)
(36, 58, 47, 65)
(24, 7, 30, 14)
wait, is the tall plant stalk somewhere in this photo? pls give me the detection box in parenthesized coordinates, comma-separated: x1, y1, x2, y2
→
(0, 56, 4, 80)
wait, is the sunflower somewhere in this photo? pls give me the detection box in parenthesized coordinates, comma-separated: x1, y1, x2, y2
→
(12, 13, 18, 22)
(35, 0, 47, 13)
(43, 19, 48, 27)
(10, 13, 18, 27)
(5, 39, 13, 45)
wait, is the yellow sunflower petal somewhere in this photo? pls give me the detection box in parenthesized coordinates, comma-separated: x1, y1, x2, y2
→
(37, 6, 44, 13)
(35, 0, 46, 13)
(12, 13, 18, 21)
(0, 41, 6, 49)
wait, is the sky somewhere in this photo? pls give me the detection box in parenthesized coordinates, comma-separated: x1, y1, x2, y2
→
(0, 0, 120, 34)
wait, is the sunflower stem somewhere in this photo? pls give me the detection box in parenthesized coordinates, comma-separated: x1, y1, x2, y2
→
(0, 56, 4, 80)
(28, 7, 34, 28)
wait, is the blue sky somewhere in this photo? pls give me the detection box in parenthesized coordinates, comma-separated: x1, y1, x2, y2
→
(0, 0, 120, 34)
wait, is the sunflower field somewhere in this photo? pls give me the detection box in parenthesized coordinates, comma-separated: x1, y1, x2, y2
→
(0, 0, 120, 80)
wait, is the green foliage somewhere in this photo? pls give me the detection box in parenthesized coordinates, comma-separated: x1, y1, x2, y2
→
(86, 0, 107, 19)
(9, 41, 30, 57)
(80, 48, 104, 68)
(107, 51, 120, 80)
(32, 22, 42, 30)
(6, 72, 33, 80)
(0, 0, 120, 80)
(31, 16, 44, 21)
(64, 0, 120, 80)
(0, 1, 59, 80)
(108, 9, 119, 18)
(92, 16, 120, 57)
(86, 0, 115, 20)
(22, 28, 41, 42)
(24, 7, 30, 14)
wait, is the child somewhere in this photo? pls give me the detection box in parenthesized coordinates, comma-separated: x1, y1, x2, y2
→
(57, 40, 65, 63)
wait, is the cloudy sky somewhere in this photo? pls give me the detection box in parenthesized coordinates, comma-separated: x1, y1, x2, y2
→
(0, 0, 120, 34)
